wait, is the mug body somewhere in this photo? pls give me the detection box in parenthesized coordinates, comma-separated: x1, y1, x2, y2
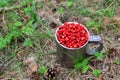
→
(56, 41, 88, 68)
(55, 22, 90, 68)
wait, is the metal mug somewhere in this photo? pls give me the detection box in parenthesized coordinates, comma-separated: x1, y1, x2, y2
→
(55, 22, 103, 68)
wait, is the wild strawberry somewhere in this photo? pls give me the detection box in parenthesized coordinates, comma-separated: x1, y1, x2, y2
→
(56, 22, 89, 48)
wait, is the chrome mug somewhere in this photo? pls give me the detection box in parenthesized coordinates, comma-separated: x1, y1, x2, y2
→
(55, 22, 103, 68)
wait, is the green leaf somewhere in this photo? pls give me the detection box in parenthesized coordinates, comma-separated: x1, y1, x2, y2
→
(12, 30, 21, 38)
(23, 38, 33, 47)
(94, 52, 103, 60)
(5, 33, 13, 43)
(57, 7, 64, 14)
(67, 1, 73, 7)
(82, 66, 89, 74)
(21, 27, 34, 35)
(74, 63, 83, 70)
(39, 66, 47, 75)
(80, 9, 89, 16)
(74, 59, 89, 70)
(14, 22, 22, 27)
(0, 37, 6, 49)
(24, 7, 32, 13)
(114, 59, 120, 65)
(92, 69, 102, 77)
(86, 21, 96, 27)
(0, 0, 10, 7)
(5, 29, 21, 44)
(105, 9, 114, 17)
(81, 59, 89, 66)
(26, 20, 33, 27)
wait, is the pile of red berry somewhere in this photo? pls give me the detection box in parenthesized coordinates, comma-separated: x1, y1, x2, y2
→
(56, 22, 89, 48)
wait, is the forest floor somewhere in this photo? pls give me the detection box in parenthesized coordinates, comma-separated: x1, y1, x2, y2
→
(0, 0, 120, 80)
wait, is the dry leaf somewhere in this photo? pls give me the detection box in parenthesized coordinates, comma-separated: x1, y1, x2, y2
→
(25, 56, 36, 64)
(103, 17, 111, 25)
(118, 38, 120, 41)
(56, 0, 62, 3)
(113, 16, 120, 24)
(29, 63, 38, 72)
(82, 17, 91, 22)
(113, 16, 120, 22)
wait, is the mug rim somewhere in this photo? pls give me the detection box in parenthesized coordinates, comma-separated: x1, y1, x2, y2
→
(55, 22, 90, 50)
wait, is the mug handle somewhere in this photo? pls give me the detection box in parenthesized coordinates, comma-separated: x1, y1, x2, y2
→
(86, 35, 103, 55)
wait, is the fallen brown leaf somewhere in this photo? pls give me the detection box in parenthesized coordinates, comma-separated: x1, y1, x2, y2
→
(82, 17, 91, 23)
(103, 17, 111, 25)
(25, 56, 36, 64)
(29, 63, 38, 72)
(113, 16, 120, 24)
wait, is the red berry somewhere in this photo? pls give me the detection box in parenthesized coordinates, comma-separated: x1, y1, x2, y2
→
(56, 22, 89, 48)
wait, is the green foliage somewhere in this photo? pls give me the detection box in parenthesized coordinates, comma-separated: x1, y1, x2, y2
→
(39, 66, 47, 75)
(5, 33, 13, 43)
(24, 6, 34, 14)
(73, 52, 103, 74)
(94, 52, 103, 60)
(86, 21, 100, 33)
(0, 0, 10, 7)
(82, 66, 89, 74)
(21, 21, 34, 35)
(21, 27, 34, 35)
(14, 22, 22, 27)
(105, 9, 114, 17)
(73, 54, 93, 74)
(57, 7, 64, 14)
(5, 27, 21, 44)
(114, 59, 120, 65)
(17, 61, 23, 67)
(39, 19, 52, 39)
(74, 58, 89, 74)
(67, 1, 73, 7)
(92, 69, 102, 77)
(23, 38, 33, 47)
(21, 0, 33, 5)
(74, 63, 83, 70)
(0, 37, 6, 49)
(87, 21, 96, 27)
(80, 8, 90, 16)
(36, 3, 43, 8)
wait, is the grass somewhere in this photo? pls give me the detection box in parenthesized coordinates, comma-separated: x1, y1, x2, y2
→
(0, 0, 120, 80)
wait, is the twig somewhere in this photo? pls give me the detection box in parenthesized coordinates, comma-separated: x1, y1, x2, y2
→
(88, 64, 94, 70)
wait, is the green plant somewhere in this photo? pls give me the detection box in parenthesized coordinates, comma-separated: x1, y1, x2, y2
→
(0, 0, 10, 7)
(57, 7, 64, 14)
(74, 58, 89, 74)
(86, 21, 101, 33)
(73, 53, 93, 74)
(94, 52, 103, 60)
(14, 21, 22, 27)
(104, 9, 114, 17)
(67, 1, 73, 7)
(23, 38, 33, 47)
(80, 8, 90, 16)
(72, 51, 103, 74)
(39, 66, 47, 75)
(0, 37, 6, 49)
(92, 69, 102, 77)
(114, 59, 120, 65)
